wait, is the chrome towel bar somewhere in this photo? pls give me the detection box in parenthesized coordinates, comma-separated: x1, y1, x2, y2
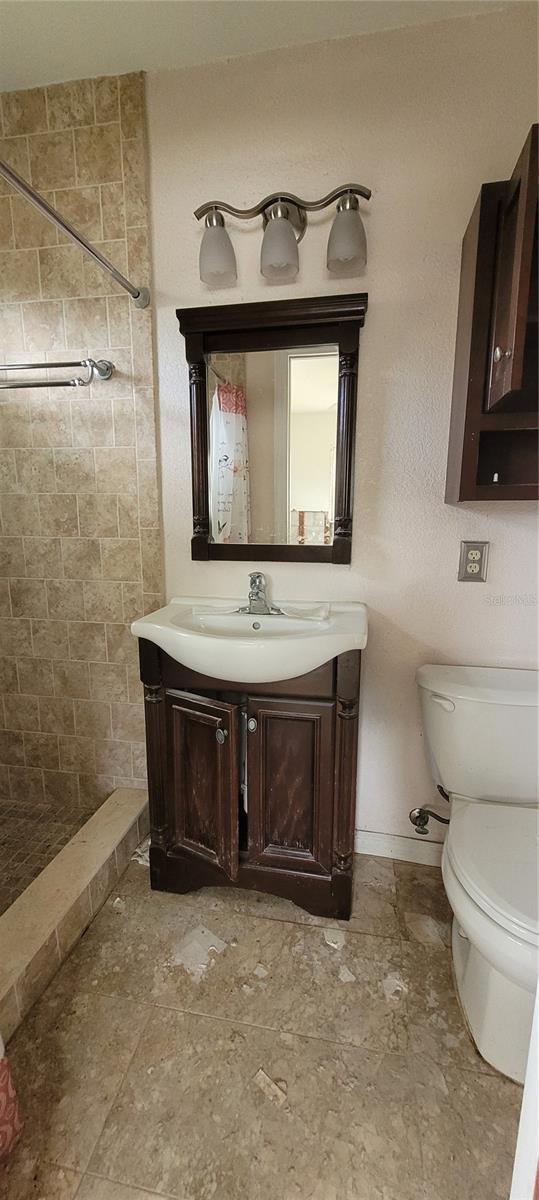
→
(0, 358, 114, 390)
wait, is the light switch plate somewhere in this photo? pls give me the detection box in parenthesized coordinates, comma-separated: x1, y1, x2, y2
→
(458, 540, 489, 581)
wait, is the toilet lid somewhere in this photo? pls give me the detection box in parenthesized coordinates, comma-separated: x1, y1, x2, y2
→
(447, 800, 539, 945)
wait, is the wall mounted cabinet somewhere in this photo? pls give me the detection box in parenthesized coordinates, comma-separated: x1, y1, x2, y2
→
(446, 124, 538, 502)
(139, 639, 361, 919)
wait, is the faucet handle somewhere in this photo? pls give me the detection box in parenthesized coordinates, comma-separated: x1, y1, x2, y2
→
(249, 571, 265, 592)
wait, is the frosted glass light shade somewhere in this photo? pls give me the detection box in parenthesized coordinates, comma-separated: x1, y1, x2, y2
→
(260, 215, 299, 280)
(327, 208, 367, 274)
(199, 224, 237, 287)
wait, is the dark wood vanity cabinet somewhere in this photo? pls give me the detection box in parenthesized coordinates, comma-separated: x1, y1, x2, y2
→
(446, 124, 538, 502)
(139, 639, 360, 919)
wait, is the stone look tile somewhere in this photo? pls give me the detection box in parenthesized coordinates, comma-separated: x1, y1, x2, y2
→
(95, 447, 137, 494)
(0, 196, 13, 249)
(64, 297, 108, 345)
(3, 693, 40, 731)
(100, 182, 125, 240)
(83, 240, 128, 297)
(46, 579, 85, 619)
(74, 699, 112, 740)
(56, 888, 93, 957)
(101, 539, 141, 582)
(53, 659, 90, 699)
(22, 298, 65, 349)
(107, 296, 130, 347)
(29, 130, 77, 189)
(394, 861, 452, 947)
(110, 701, 144, 742)
(23, 535, 62, 578)
(40, 493, 80, 538)
(78, 494, 118, 538)
(0, 249, 40, 301)
(89, 661, 128, 701)
(90, 1009, 422, 1200)
(0, 536, 25, 577)
(39, 696, 75, 734)
(24, 730, 60, 769)
(18, 656, 54, 696)
(1, 492, 40, 535)
(94, 739, 132, 777)
(15, 446, 56, 492)
(105, 623, 138, 664)
(0, 1153, 81, 1200)
(0, 305, 23, 353)
(62, 537, 102, 580)
(54, 186, 102, 242)
(75, 125, 122, 185)
(83, 581, 124, 622)
(6, 983, 149, 1172)
(60, 892, 408, 1053)
(68, 621, 107, 662)
(0, 136, 31, 196)
(8, 764, 44, 803)
(77, 1175, 163, 1200)
(16, 929, 60, 1019)
(39, 245, 85, 299)
(403, 941, 492, 1073)
(9, 578, 47, 619)
(412, 1056, 521, 1200)
(94, 77, 119, 124)
(31, 617, 69, 660)
(12, 194, 57, 248)
(47, 79, 95, 130)
(2, 87, 47, 136)
(54, 448, 96, 492)
(30, 397, 73, 447)
(122, 137, 147, 227)
(0, 985, 20, 1044)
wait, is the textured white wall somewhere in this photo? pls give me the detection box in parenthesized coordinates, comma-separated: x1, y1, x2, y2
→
(146, 8, 538, 843)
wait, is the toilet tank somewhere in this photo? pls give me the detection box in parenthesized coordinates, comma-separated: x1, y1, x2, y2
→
(417, 665, 538, 805)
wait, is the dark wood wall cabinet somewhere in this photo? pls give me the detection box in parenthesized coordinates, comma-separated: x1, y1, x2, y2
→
(446, 124, 538, 502)
(139, 638, 361, 919)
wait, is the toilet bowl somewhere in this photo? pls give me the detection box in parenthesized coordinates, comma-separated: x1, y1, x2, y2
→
(417, 664, 538, 1083)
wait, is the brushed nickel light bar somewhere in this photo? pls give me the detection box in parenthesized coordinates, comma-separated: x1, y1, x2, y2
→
(0, 358, 114, 391)
(194, 183, 371, 285)
(0, 159, 150, 308)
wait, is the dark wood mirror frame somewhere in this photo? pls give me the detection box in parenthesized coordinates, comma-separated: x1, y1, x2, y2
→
(176, 293, 368, 563)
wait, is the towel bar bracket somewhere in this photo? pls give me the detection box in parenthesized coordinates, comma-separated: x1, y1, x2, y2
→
(0, 358, 115, 391)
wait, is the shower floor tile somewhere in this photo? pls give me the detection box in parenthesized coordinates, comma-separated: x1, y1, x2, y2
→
(0, 800, 89, 916)
(1, 854, 523, 1200)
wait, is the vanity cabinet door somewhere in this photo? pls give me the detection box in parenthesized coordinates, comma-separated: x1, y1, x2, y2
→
(246, 697, 335, 875)
(166, 691, 239, 879)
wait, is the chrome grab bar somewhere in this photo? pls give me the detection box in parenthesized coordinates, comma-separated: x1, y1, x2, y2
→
(0, 159, 150, 309)
(0, 358, 114, 391)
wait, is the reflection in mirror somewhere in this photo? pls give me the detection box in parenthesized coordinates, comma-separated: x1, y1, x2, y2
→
(207, 346, 338, 545)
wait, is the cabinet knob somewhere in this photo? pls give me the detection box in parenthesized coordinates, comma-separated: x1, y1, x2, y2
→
(247, 717, 257, 733)
(215, 727, 228, 744)
(493, 345, 512, 363)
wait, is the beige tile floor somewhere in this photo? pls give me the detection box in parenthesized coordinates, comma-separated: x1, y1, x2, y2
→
(0, 854, 522, 1200)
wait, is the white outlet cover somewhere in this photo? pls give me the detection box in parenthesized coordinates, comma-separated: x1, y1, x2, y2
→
(458, 540, 489, 582)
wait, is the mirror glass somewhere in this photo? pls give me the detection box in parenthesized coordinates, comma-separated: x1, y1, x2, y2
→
(207, 346, 339, 545)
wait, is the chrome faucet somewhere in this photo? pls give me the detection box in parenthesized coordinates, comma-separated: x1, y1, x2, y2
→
(239, 572, 282, 616)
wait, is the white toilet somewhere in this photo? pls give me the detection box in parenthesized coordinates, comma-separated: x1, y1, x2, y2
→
(417, 664, 538, 1084)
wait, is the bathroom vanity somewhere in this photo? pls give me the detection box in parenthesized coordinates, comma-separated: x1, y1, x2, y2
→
(134, 597, 368, 919)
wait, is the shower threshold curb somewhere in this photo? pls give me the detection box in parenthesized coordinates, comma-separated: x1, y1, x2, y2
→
(0, 787, 149, 1044)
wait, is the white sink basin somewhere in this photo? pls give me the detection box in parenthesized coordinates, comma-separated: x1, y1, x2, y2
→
(131, 596, 368, 683)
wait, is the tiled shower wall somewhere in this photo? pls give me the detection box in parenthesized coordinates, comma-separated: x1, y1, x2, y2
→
(0, 73, 162, 906)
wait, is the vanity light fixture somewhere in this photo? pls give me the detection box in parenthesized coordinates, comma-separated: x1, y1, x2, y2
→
(199, 209, 237, 287)
(194, 183, 371, 285)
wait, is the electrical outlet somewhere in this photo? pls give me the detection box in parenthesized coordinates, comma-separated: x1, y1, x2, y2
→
(458, 541, 489, 582)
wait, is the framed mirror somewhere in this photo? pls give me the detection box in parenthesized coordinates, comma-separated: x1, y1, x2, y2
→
(177, 293, 368, 563)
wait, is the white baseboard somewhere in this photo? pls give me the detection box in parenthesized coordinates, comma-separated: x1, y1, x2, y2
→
(354, 829, 444, 866)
